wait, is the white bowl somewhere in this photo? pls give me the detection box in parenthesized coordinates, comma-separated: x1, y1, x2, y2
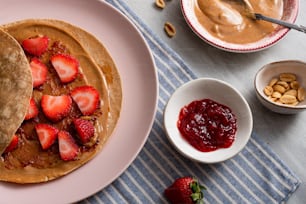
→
(164, 78, 253, 163)
(255, 60, 306, 114)
(180, 0, 299, 53)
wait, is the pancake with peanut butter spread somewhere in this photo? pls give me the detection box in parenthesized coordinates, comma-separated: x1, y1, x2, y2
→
(0, 29, 32, 156)
(0, 19, 122, 184)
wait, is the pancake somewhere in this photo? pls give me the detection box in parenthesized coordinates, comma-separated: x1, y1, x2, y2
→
(0, 19, 122, 183)
(0, 29, 32, 155)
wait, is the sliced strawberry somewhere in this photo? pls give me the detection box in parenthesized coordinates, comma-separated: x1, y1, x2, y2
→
(4, 134, 19, 153)
(58, 131, 79, 161)
(35, 124, 59, 150)
(51, 53, 79, 83)
(41, 95, 72, 122)
(24, 98, 39, 120)
(21, 35, 49, 56)
(30, 58, 48, 88)
(73, 118, 95, 144)
(70, 85, 100, 115)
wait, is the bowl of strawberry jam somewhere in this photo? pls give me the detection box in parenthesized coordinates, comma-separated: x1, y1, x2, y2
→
(164, 78, 253, 163)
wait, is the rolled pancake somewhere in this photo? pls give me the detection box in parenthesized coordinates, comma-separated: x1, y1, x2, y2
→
(0, 19, 122, 183)
(0, 29, 32, 155)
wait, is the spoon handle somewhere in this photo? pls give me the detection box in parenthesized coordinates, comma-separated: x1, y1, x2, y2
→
(254, 13, 306, 34)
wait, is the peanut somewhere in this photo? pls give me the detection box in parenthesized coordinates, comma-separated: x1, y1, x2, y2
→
(164, 22, 176, 37)
(279, 73, 296, 82)
(155, 0, 166, 9)
(276, 81, 289, 90)
(271, 91, 282, 98)
(280, 95, 297, 104)
(268, 96, 277, 102)
(264, 86, 273, 96)
(284, 89, 297, 97)
(272, 84, 286, 94)
(263, 72, 305, 106)
(297, 87, 305, 101)
(268, 78, 278, 86)
(290, 81, 299, 89)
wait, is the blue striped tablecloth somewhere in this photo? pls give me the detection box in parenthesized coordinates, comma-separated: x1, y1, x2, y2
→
(80, 0, 301, 203)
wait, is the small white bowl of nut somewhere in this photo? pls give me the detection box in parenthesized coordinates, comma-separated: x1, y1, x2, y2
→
(255, 60, 306, 114)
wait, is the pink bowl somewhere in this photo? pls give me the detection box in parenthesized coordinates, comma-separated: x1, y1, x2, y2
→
(181, 0, 299, 53)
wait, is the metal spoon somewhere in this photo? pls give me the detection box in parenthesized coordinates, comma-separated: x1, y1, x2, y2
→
(236, 0, 306, 33)
(250, 13, 306, 34)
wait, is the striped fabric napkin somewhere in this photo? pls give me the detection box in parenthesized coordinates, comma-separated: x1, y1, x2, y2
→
(80, 0, 301, 203)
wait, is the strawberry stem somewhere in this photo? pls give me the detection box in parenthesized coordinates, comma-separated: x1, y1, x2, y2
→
(190, 178, 206, 204)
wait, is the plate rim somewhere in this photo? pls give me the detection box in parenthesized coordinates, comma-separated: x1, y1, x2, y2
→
(0, 0, 158, 203)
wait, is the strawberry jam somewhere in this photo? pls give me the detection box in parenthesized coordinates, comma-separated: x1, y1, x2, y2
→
(177, 99, 237, 152)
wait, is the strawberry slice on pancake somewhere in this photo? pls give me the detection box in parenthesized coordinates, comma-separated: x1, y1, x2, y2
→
(58, 131, 79, 161)
(51, 53, 79, 84)
(30, 58, 48, 88)
(41, 95, 72, 122)
(35, 124, 59, 150)
(24, 98, 39, 120)
(73, 118, 95, 144)
(21, 36, 49, 56)
(70, 85, 100, 116)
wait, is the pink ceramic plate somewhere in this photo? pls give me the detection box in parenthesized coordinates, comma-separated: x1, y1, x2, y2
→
(0, 0, 158, 203)
(181, 0, 299, 53)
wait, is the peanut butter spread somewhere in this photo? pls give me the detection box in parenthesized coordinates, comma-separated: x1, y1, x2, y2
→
(195, 0, 283, 44)
(0, 19, 122, 184)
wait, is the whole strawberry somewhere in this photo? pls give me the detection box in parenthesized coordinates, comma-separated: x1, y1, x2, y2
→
(164, 176, 206, 204)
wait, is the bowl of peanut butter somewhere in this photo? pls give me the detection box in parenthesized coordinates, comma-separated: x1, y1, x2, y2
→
(181, 0, 299, 52)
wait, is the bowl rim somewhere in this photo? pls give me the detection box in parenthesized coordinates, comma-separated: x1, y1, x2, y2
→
(164, 77, 253, 163)
(180, 0, 299, 53)
(254, 60, 306, 110)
